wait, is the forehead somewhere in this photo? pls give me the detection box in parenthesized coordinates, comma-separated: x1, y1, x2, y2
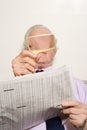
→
(29, 28, 51, 36)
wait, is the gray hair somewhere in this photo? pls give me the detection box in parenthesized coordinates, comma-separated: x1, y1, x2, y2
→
(23, 24, 57, 50)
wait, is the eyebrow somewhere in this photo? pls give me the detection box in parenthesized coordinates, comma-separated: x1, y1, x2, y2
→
(29, 33, 53, 38)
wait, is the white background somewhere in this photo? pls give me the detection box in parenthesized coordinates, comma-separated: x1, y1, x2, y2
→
(0, 0, 87, 80)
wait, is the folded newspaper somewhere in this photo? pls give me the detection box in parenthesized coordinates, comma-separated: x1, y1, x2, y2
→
(0, 66, 75, 130)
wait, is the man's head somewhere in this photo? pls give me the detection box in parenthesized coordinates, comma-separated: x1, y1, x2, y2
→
(23, 25, 57, 69)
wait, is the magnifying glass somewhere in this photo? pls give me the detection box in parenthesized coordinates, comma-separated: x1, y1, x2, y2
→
(28, 33, 57, 55)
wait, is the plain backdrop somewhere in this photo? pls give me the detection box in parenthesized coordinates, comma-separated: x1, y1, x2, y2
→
(0, 0, 87, 80)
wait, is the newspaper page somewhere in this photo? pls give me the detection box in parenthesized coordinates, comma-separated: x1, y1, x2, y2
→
(0, 66, 75, 130)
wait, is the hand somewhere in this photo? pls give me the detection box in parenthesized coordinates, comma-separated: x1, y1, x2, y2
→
(61, 100, 87, 130)
(12, 50, 37, 76)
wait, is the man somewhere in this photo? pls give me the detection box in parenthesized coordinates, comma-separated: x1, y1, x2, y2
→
(12, 25, 87, 130)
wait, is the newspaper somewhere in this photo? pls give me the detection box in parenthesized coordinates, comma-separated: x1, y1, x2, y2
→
(0, 66, 74, 130)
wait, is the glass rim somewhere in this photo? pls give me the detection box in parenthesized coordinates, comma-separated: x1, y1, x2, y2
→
(28, 33, 54, 39)
(29, 46, 56, 54)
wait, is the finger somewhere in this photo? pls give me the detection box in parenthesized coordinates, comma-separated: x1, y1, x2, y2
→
(22, 57, 37, 68)
(24, 63, 35, 73)
(21, 50, 37, 59)
(36, 53, 45, 62)
(62, 107, 83, 115)
(12, 55, 37, 69)
(61, 100, 81, 108)
(13, 63, 33, 76)
(69, 116, 86, 128)
(21, 69, 33, 75)
(69, 118, 80, 128)
(69, 113, 86, 120)
(16, 68, 33, 76)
